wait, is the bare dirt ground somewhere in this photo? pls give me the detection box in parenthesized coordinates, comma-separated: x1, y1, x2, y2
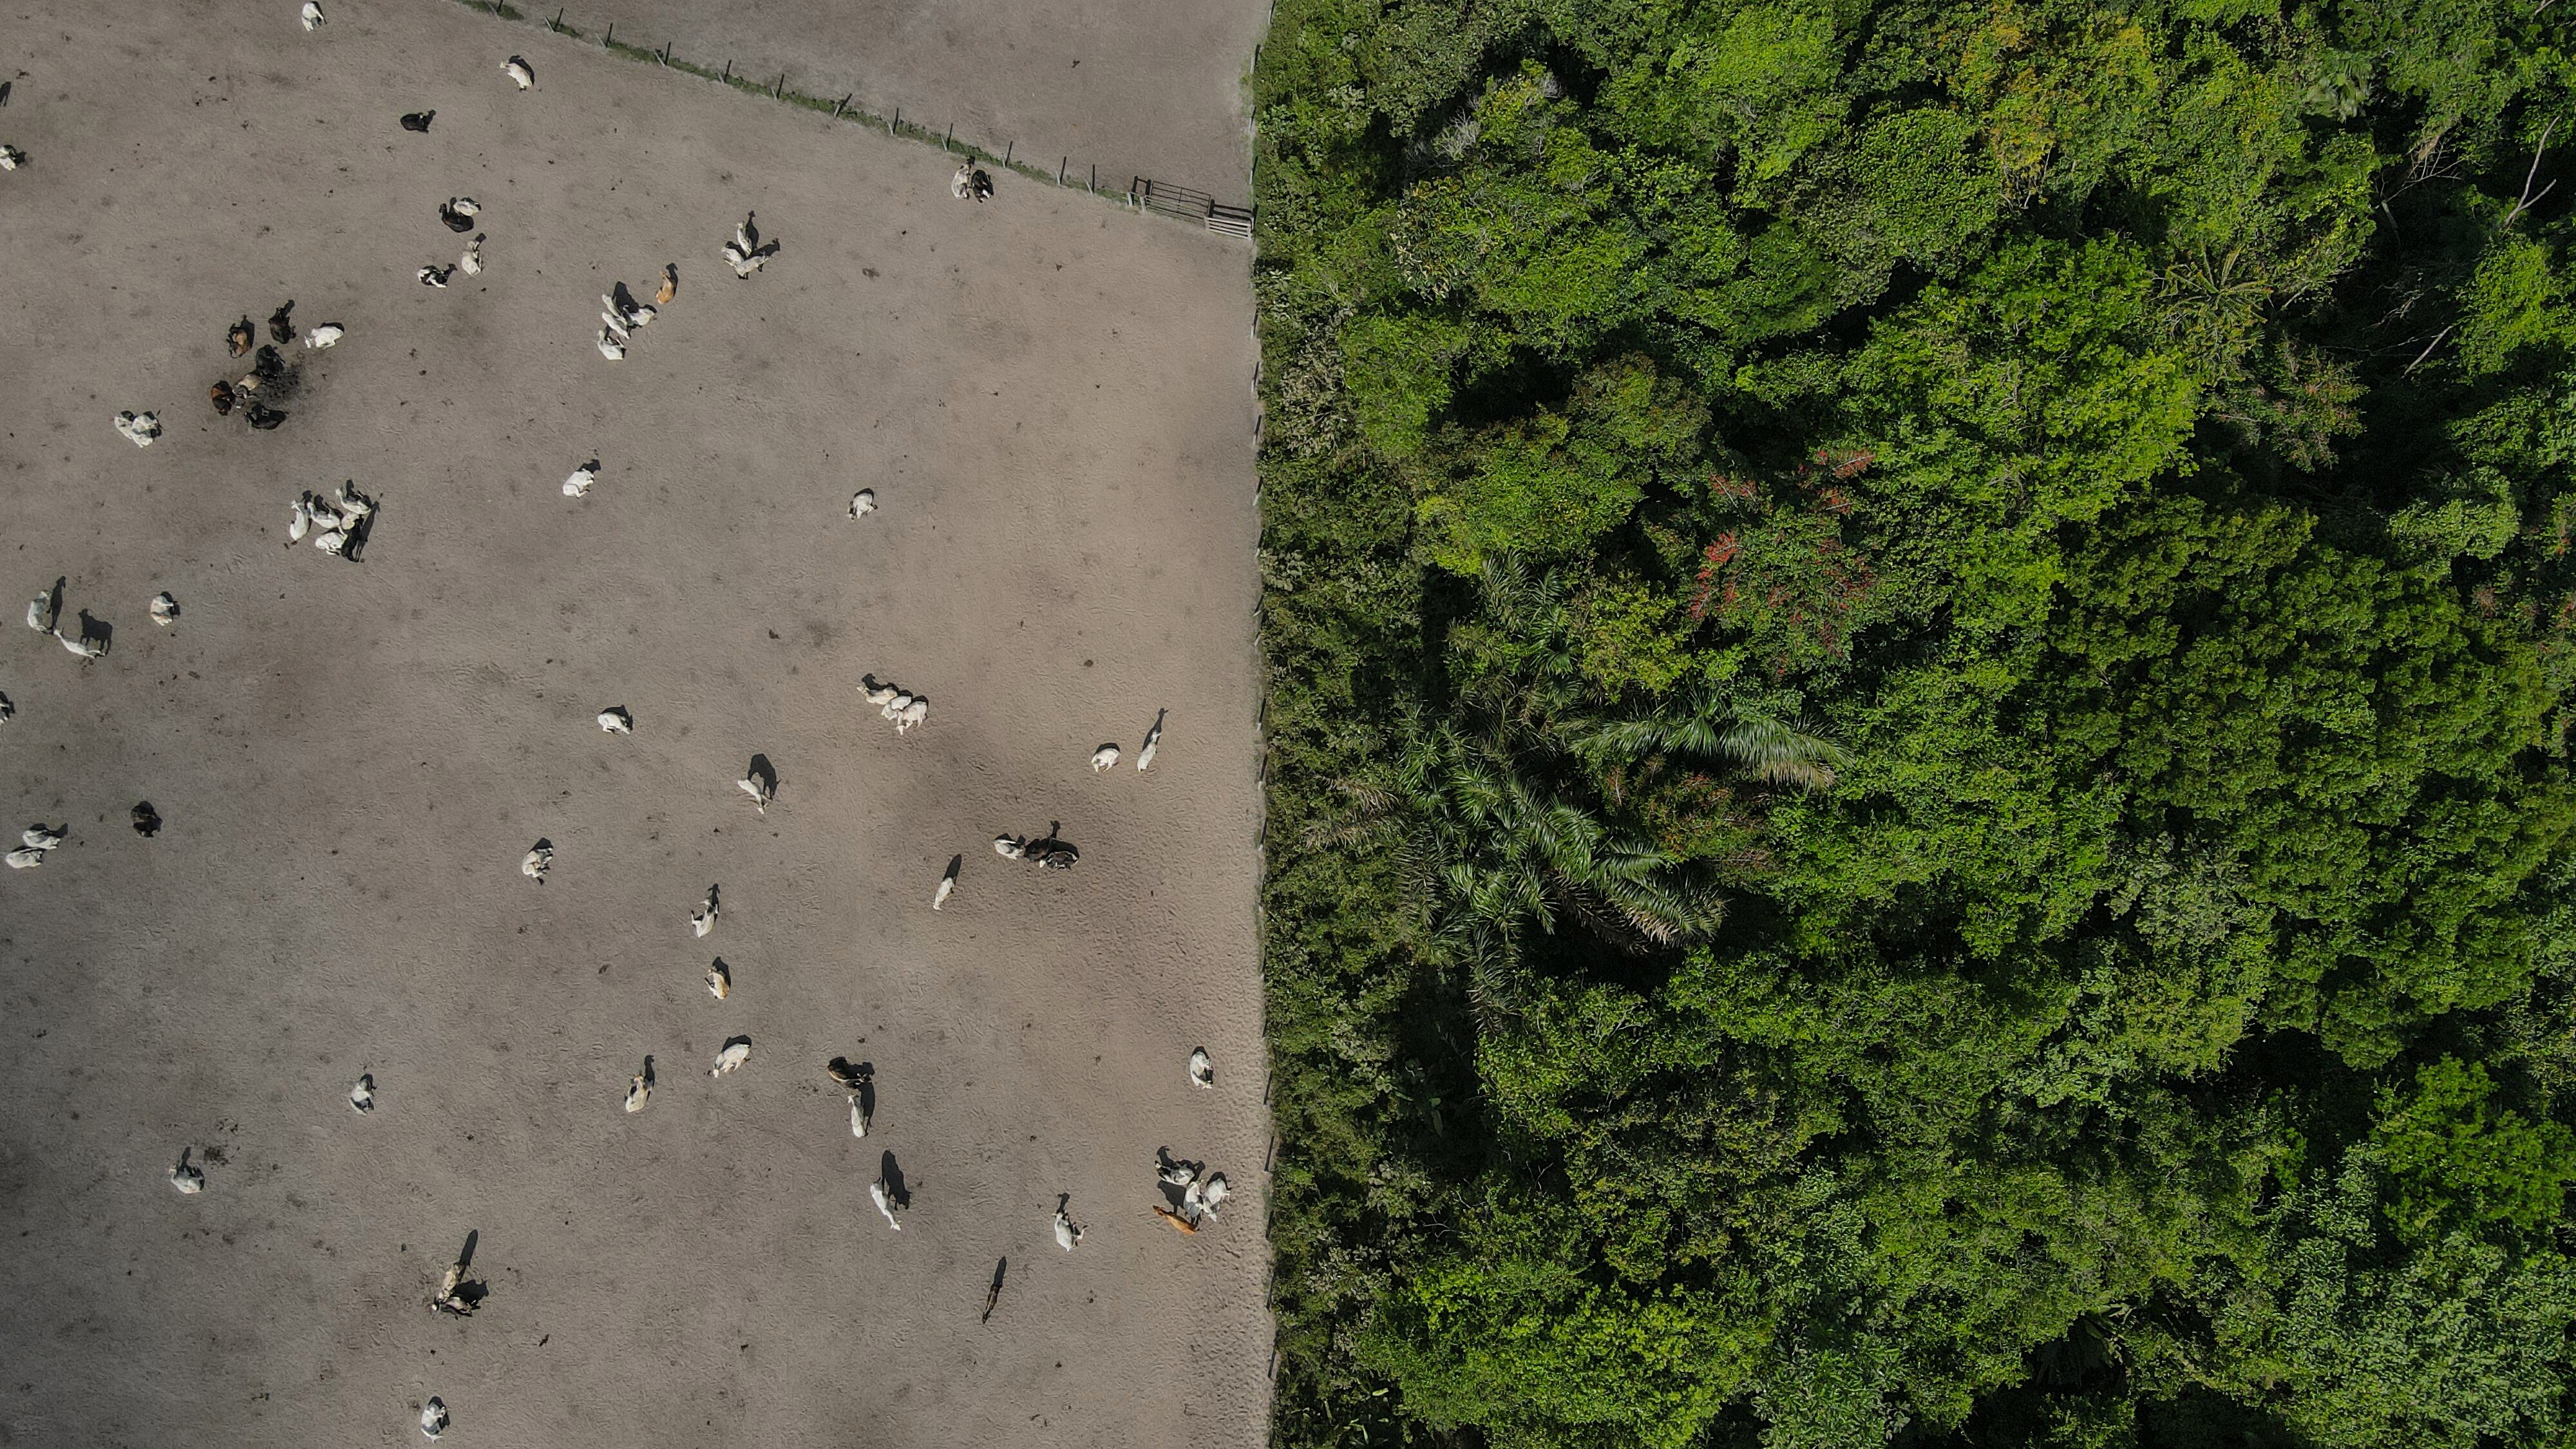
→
(0, 1, 1266, 1444)
(533, 0, 1267, 203)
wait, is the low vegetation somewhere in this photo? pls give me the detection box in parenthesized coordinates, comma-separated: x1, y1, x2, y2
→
(1249, 0, 2576, 1443)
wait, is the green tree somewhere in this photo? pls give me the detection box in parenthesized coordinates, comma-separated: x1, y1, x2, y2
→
(1317, 563, 1843, 973)
(1248, 0, 2576, 1442)
(2376, 1057, 2576, 1238)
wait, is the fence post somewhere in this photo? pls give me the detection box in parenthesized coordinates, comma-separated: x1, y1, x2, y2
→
(721, 59, 731, 83)
(601, 21, 612, 46)
(943, 122, 954, 150)
(547, 8, 562, 31)
(659, 43, 671, 65)
(1058, 156, 1066, 185)
(832, 93, 849, 119)
(773, 73, 784, 99)
(891, 106, 900, 133)
(1003, 141, 1012, 166)
(1089, 163, 1097, 193)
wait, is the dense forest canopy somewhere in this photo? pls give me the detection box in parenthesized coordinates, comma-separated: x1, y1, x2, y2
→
(1247, 0, 2576, 1444)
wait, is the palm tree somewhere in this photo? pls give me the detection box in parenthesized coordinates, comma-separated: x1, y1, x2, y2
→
(1573, 682, 1850, 793)
(1397, 712, 1727, 945)
(1307, 560, 1851, 992)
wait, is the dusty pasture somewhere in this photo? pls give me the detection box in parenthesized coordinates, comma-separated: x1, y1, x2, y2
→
(0, 1, 1266, 1444)
(523, 0, 1267, 202)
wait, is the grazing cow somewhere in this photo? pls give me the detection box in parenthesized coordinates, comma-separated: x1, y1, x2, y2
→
(1186, 1172, 1231, 1220)
(1138, 709, 1166, 770)
(722, 213, 779, 278)
(431, 1261, 475, 1316)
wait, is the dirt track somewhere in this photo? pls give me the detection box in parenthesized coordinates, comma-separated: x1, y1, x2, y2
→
(526, 0, 1267, 202)
(0, 1, 1266, 1444)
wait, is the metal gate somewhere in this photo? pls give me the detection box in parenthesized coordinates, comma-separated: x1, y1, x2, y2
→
(1130, 177, 1254, 239)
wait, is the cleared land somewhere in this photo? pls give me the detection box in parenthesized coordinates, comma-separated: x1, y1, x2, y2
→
(0, 2, 1266, 1445)
(525, 0, 1267, 202)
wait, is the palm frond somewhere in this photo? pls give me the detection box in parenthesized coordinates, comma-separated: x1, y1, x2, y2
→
(1595, 869, 1727, 944)
(1716, 716, 1852, 791)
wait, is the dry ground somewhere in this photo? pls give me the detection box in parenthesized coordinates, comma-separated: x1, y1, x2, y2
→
(531, 0, 1267, 202)
(0, 1, 1266, 1444)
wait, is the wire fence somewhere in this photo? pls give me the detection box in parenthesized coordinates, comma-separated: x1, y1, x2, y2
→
(448, 0, 1256, 240)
